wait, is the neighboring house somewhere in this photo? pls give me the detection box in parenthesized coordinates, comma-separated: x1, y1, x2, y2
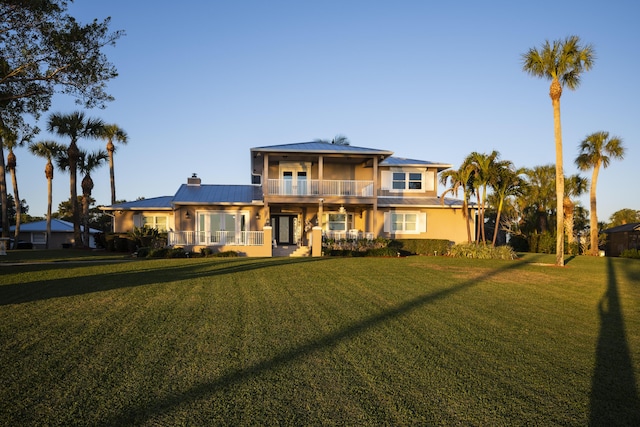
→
(100, 141, 476, 256)
(10, 219, 101, 249)
(602, 222, 640, 256)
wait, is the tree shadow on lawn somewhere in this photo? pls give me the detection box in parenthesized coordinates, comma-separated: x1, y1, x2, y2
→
(0, 257, 327, 306)
(102, 256, 550, 425)
(589, 257, 640, 425)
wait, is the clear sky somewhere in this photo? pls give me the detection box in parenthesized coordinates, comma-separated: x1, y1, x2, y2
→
(15, 0, 639, 223)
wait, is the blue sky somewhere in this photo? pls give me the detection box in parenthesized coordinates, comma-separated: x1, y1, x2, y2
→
(16, 0, 639, 222)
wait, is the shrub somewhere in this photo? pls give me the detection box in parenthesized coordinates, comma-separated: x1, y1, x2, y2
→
(211, 251, 239, 258)
(448, 243, 518, 260)
(147, 247, 189, 258)
(323, 237, 390, 254)
(620, 248, 640, 259)
(508, 235, 529, 252)
(135, 247, 151, 258)
(200, 247, 214, 257)
(105, 233, 136, 252)
(392, 239, 452, 256)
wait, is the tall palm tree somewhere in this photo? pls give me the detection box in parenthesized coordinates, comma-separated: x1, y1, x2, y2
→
(2, 127, 22, 248)
(440, 163, 475, 243)
(0, 127, 31, 244)
(575, 131, 625, 256)
(29, 141, 65, 249)
(489, 162, 526, 246)
(465, 151, 499, 244)
(522, 36, 595, 266)
(47, 111, 105, 248)
(99, 124, 128, 204)
(563, 174, 588, 251)
(78, 149, 109, 246)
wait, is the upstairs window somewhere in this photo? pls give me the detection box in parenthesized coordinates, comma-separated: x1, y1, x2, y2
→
(392, 172, 422, 191)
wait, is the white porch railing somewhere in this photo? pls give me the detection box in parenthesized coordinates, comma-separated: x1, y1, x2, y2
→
(323, 230, 375, 240)
(267, 179, 373, 197)
(168, 231, 264, 246)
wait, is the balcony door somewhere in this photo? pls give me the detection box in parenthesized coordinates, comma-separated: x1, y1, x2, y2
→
(279, 162, 310, 195)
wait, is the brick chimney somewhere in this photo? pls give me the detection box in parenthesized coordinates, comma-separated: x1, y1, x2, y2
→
(187, 173, 201, 186)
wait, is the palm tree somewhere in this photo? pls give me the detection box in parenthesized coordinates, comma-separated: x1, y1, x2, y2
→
(440, 163, 475, 243)
(563, 174, 588, 251)
(29, 141, 65, 249)
(575, 131, 625, 255)
(315, 134, 350, 145)
(1, 127, 22, 248)
(78, 149, 109, 246)
(99, 124, 128, 204)
(522, 36, 595, 266)
(522, 165, 557, 235)
(489, 162, 526, 246)
(47, 111, 105, 248)
(465, 151, 499, 244)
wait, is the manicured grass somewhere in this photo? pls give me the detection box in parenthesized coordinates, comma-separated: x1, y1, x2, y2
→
(1, 254, 639, 425)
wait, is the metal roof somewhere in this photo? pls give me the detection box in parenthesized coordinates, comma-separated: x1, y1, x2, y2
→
(10, 219, 100, 233)
(377, 197, 469, 208)
(381, 157, 452, 170)
(100, 196, 174, 211)
(173, 184, 263, 205)
(602, 223, 640, 233)
(250, 141, 393, 156)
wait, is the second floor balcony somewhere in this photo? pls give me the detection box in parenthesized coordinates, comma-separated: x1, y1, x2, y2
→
(267, 179, 374, 197)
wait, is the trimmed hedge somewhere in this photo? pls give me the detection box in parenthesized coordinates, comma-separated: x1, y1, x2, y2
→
(391, 239, 452, 256)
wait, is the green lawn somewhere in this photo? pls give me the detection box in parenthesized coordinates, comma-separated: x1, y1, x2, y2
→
(1, 252, 639, 425)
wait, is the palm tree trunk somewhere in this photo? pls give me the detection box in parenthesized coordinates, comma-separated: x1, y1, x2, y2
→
(108, 142, 116, 204)
(551, 80, 565, 266)
(492, 198, 504, 246)
(464, 201, 472, 243)
(564, 196, 575, 250)
(83, 193, 90, 247)
(589, 164, 600, 256)
(46, 173, 52, 249)
(0, 135, 8, 239)
(11, 169, 21, 247)
(68, 141, 83, 248)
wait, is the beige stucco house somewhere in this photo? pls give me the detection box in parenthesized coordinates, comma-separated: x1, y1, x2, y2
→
(100, 141, 476, 256)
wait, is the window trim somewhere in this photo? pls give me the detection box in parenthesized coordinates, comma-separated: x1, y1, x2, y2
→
(383, 211, 427, 235)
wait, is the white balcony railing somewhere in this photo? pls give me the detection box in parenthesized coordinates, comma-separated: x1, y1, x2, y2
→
(168, 231, 264, 246)
(267, 179, 373, 197)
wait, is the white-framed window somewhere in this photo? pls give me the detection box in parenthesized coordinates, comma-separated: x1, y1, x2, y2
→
(383, 211, 427, 234)
(197, 211, 249, 245)
(142, 214, 168, 232)
(383, 169, 435, 193)
(32, 233, 46, 244)
(392, 172, 422, 190)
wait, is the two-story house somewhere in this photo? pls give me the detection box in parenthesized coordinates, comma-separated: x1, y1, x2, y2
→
(101, 141, 475, 256)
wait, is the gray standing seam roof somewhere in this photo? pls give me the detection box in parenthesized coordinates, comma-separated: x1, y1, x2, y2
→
(377, 197, 466, 208)
(173, 184, 263, 205)
(100, 196, 174, 210)
(381, 157, 452, 169)
(251, 141, 393, 155)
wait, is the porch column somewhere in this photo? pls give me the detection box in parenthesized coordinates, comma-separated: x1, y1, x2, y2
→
(372, 155, 379, 234)
(263, 153, 269, 195)
(311, 226, 323, 257)
(318, 155, 323, 195)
